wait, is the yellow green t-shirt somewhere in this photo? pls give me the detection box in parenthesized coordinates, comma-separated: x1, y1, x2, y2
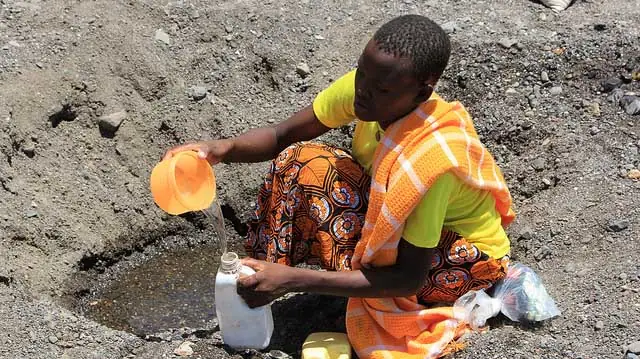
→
(312, 70, 510, 258)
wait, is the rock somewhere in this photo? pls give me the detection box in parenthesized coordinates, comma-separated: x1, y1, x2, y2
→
(628, 169, 640, 179)
(607, 218, 629, 232)
(441, 21, 458, 34)
(620, 96, 640, 115)
(626, 353, 639, 359)
(268, 350, 290, 359)
(505, 88, 518, 96)
(601, 77, 622, 93)
(48, 335, 58, 344)
(608, 88, 624, 104)
(154, 29, 170, 45)
(532, 157, 546, 171)
(541, 71, 550, 83)
(594, 320, 604, 330)
(586, 102, 601, 116)
(21, 142, 35, 157)
(627, 341, 640, 354)
(188, 86, 208, 101)
(25, 210, 38, 218)
(622, 73, 633, 84)
(534, 245, 552, 261)
(174, 341, 194, 357)
(564, 263, 576, 273)
(589, 126, 599, 135)
(295, 62, 311, 78)
(620, 273, 628, 281)
(98, 110, 127, 134)
(549, 86, 563, 95)
(498, 38, 518, 49)
(519, 226, 534, 241)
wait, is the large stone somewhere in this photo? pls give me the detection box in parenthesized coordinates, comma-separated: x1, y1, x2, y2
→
(97, 111, 127, 134)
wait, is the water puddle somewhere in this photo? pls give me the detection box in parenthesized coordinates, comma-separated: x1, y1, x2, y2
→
(83, 245, 224, 335)
(76, 202, 236, 336)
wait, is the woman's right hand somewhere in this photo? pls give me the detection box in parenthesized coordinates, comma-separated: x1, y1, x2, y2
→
(162, 139, 234, 165)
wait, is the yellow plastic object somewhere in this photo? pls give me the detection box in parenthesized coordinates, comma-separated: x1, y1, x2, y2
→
(302, 332, 351, 359)
(150, 151, 216, 215)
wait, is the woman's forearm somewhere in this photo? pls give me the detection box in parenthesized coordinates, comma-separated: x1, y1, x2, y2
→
(288, 266, 424, 298)
(223, 126, 280, 163)
(222, 105, 330, 163)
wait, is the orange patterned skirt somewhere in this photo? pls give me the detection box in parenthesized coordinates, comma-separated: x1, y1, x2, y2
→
(245, 142, 508, 304)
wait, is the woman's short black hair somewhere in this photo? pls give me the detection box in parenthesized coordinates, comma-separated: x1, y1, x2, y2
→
(373, 14, 451, 83)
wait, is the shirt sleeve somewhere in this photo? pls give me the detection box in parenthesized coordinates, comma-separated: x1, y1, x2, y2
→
(402, 172, 458, 248)
(312, 70, 357, 128)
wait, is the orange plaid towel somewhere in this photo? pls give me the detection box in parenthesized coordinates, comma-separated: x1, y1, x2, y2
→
(346, 97, 515, 359)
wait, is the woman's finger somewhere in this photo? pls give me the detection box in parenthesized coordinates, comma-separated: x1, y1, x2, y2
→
(241, 257, 266, 271)
(237, 273, 259, 288)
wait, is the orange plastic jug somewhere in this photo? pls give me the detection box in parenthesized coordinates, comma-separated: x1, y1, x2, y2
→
(150, 151, 216, 215)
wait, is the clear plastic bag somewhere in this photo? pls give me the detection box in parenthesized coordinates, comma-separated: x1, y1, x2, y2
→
(454, 263, 561, 329)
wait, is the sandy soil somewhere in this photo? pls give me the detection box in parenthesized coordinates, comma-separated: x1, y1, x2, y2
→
(1, 0, 639, 358)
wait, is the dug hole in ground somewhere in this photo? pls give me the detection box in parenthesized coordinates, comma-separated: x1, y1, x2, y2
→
(1, 0, 639, 358)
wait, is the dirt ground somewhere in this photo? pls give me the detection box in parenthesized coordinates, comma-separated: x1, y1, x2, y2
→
(1, 0, 639, 358)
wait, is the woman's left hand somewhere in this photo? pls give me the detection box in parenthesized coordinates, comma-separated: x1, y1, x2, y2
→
(236, 258, 298, 308)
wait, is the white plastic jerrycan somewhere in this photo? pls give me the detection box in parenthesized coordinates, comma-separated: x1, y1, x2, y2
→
(214, 252, 274, 349)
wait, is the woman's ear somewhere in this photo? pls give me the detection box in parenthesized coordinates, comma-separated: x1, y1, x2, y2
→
(414, 83, 434, 103)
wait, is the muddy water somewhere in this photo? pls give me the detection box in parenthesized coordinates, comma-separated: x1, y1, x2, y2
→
(84, 245, 225, 336)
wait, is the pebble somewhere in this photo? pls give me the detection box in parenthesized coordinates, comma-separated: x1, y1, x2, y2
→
(534, 245, 552, 261)
(620, 95, 640, 115)
(519, 226, 534, 241)
(594, 320, 604, 330)
(21, 142, 35, 157)
(441, 21, 458, 34)
(549, 86, 563, 95)
(628, 169, 640, 179)
(541, 71, 550, 82)
(627, 341, 640, 354)
(626, 353, 639, 359)
(97, 110, 127, 134)
(188, 86, 208, 101)
(498, 38, 518, 49)
(295, 62, 311, 78)
(505, 88, 518, 96)
(620, 273, 628, 281)
(608, 88, 624, 104)
(48, 335, 58, 344)
(25, 210, 38, 218)
(564, 263, 576, 273)
(602, 77, 622, 92)
(532, 157, 546, 171)
(586, 102, 601, 116)
(174, 341, 194, 357)
(154, 29, 170, 45)
(607, 218, 629, 232)
(268, 350, 290, 359)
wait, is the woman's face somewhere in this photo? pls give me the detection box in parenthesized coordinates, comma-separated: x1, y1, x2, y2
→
(354, 40, 431, 128)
